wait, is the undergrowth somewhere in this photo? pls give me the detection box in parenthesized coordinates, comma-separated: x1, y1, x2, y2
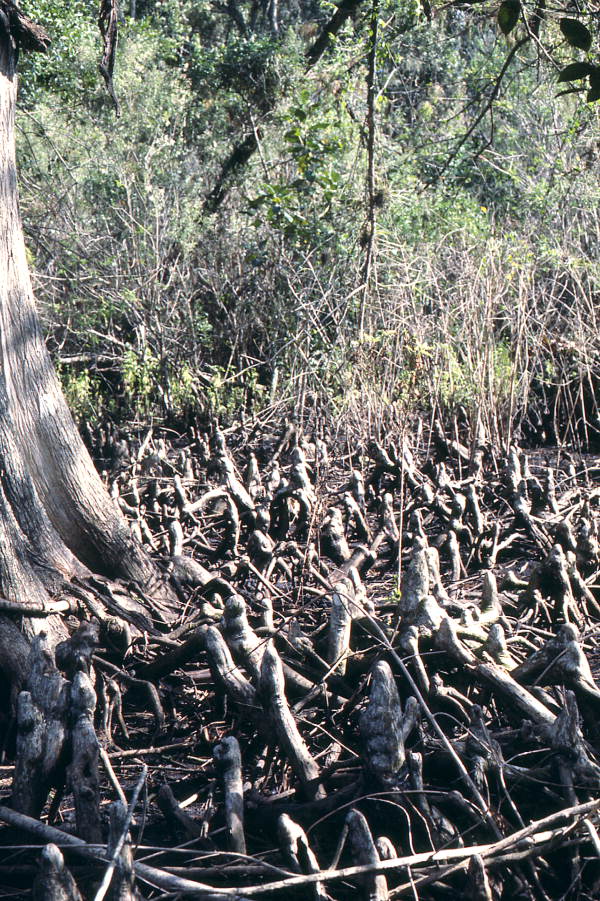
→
(14, 0, 600, 449)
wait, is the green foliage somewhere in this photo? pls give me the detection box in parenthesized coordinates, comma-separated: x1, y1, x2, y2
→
(558, 63, 600, 103)
(558, 62, 596, 82)
(588, 73, 600, 103)
(12, 0, 600, 443)
(205, 366, 267, 419)
(122, 347, 159, 417)
(497, 0, 520, 36)
(57, 365, 101, 423)
(211, 36, 281, 110)
(560, 18, 592, 53)
(18, 0, 98, 106)
(248, 86, 356, 243)
(167, 363, 199, 417)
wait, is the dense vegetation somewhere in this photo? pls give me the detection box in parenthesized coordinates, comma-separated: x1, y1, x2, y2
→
(15, 0, 600, 447)
(3, 6, 600, 898)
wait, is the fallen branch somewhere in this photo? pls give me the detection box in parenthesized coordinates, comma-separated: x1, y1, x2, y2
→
(1, 798, 599, 897)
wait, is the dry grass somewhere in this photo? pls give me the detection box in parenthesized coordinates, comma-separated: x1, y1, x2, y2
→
(272, 227, 600, 450)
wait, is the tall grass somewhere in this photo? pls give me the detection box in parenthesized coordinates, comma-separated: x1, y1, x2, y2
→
(266, 225, 599, 451)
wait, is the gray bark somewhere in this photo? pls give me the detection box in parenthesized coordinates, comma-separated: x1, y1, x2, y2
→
(33, 844, 83, 901)
(213, 735, 246, 854)
(0, 26, 175, 658)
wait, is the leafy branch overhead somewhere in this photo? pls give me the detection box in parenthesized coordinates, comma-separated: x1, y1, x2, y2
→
(558, 61, 600, 102)
(560, 17, 592, 53)
(497, 0, 520, 37)
(495, 0, 597, 101)
(554, 19, 599, 101)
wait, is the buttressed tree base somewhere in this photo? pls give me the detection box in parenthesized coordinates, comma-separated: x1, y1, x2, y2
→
(0, 9, 174, 678)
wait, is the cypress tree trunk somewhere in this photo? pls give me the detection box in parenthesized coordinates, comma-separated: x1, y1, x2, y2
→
(0, 18, 173, 657)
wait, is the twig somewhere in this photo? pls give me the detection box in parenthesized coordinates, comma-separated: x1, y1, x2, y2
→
(93, 764, 147, 901)
(100, 747, 129, 807)
(0, 798, 598, 897)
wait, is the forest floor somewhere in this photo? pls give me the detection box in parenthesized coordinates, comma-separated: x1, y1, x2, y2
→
(1, 417, 600, 900)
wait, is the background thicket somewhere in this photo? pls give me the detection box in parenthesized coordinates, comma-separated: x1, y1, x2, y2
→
(15, 0, 600, 447)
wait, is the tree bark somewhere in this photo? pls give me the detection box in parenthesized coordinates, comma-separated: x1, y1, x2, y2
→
(0, 21, 174, 650)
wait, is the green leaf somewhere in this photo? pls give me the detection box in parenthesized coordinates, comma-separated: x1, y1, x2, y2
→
(588, 70, 600, 101)
(560, 18, 592, 52)
(555, 86, 585, 98)
(497, 0, 520, 35)
(557, 62, 596, 82)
